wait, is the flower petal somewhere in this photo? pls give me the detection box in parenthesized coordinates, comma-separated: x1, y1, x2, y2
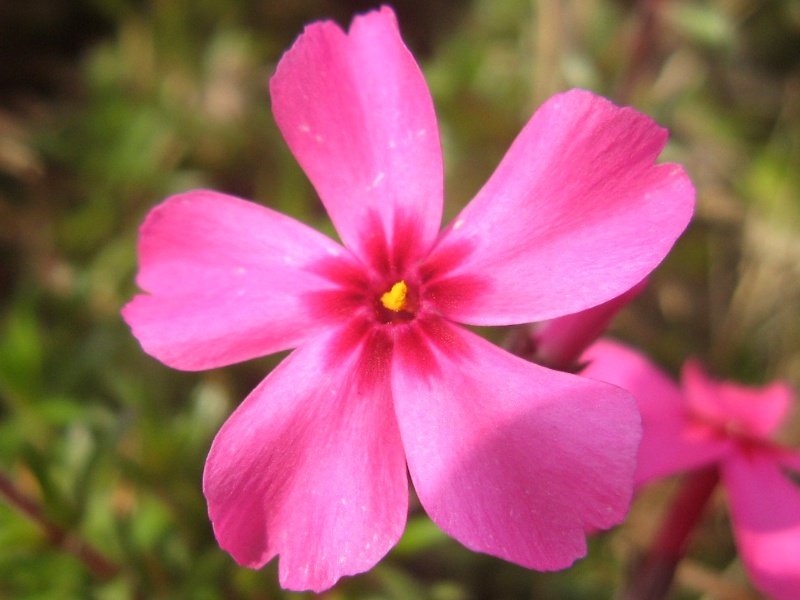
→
(422, 89, 694, 325)
(776, 448, 800, 475)
(682, 360, 795, 439)
(722, 452, 800, 600)
(122, 190, 358, 370)
(203, 323, 408, 592)
(392, 319, 640, 570)
(271, 7, 443, 271)
(580, 340, 730, 485)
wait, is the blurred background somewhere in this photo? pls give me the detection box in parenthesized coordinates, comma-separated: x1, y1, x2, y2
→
(1, 0, 799, 598)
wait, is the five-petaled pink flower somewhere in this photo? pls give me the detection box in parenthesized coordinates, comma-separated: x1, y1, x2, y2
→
(122, 7, 694, 592)
(582, 340, 800, 600)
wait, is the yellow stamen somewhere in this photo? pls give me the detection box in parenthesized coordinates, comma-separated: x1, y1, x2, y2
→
(381, 280, 408, 312)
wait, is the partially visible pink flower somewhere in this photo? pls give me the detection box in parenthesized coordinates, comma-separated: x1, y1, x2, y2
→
(122, 7, 695, 592)
(524, 278, 647, 371)
(581, 340, 800, 600)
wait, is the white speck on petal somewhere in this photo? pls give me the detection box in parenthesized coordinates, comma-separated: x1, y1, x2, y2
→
(315, 134, 324, 143)
(235, 266, 246, 275)
(453, 219, 465, 230)
(283, 256, 293, 264)
(368, 172, 384, 190)
(299, 124, 310, 133)
(417, 129, 426, 137)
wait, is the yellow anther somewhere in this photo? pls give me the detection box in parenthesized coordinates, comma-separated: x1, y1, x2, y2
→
(380, 280, 408, 312)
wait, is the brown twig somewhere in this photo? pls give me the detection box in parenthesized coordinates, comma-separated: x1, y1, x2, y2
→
(615, 0, 669, 105)
(0, 468, 120, 581)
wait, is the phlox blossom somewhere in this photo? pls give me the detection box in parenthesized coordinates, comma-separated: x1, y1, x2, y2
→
(582, 340, 800, 600)
(123, 7, 694, 592)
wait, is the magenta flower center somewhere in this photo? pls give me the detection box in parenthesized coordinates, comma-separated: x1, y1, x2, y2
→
(381, 281, 408, 311)
(373, 278, 419, 325)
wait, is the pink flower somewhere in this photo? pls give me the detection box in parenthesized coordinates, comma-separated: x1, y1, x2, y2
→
(581, 340, 800, 600)
(122, 7, 694, 592)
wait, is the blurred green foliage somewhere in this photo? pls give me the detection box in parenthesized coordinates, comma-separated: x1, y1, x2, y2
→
(1, 0, 799, 598)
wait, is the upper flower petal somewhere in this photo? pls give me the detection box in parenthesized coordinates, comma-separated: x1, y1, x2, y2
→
(682, 360, 795, 439)
(581, 340, 731, 486)
(122, 190, 355, 370)
(422, 89, 694, 325)
(270, 7, 443, 272)
(722, 452, 800, 600)
(391, 318, 640, 570)
(203, 323, 408, 592)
